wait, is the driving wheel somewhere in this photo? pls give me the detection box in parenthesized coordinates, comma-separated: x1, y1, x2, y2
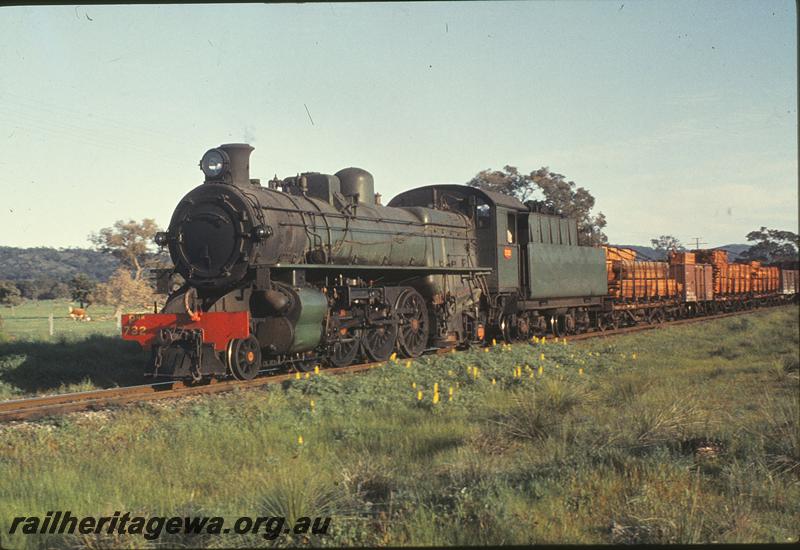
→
(328, 326, 361, 368)
(363, 312, 398, 362)
(395, 289, 429, 358)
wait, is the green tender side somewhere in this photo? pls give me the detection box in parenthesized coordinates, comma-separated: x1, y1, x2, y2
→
(291, 287, 328, 352)
(527, 243, 607, 299)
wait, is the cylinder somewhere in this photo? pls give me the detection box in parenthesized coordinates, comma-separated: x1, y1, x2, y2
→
(291, 287, 327, 352)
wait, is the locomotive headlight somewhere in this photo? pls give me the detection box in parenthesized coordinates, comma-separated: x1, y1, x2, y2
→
(200, 148, 228, 178)
(252, 225, 273, 240)
(154, 232, 169, 246)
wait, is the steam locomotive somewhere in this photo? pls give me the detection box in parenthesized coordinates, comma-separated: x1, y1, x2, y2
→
(121, 143, 797, 380)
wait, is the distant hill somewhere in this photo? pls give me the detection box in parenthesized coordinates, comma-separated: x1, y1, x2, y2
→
(0, 246, 120, 282)
(611, 244, 751, 262)
(0, 242, 755, 284)
(716, 244, 751, 260)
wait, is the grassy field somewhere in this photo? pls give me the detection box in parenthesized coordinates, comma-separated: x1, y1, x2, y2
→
(0, 300, 120, 341)
(0, 304, 797, 547)
(0, 300, 146, 399)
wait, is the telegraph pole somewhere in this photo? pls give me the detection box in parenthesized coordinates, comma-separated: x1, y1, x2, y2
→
(689, 237, 707, 250)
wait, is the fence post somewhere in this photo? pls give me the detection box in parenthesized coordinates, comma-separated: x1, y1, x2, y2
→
(115, 312, 122, 330)
(49, 313, 54, 337)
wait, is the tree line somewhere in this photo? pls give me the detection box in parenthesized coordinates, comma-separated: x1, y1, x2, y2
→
(467, 164, 797, 263)
(0, 219, 168, 314)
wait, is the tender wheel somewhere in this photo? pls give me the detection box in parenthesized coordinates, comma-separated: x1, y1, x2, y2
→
(228, 336, 261, 380)
(550, 315, 563, 337)
(595, 313, 606, 332)
(516, 315, 531, 340)
(395, 289, 429, 358)
(564, 313, 576, 335)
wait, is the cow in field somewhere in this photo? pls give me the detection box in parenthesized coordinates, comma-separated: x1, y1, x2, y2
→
(68, 307, 91, 322)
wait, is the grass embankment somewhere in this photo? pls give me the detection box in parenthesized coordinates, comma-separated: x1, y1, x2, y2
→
(0, 306, 798, 547)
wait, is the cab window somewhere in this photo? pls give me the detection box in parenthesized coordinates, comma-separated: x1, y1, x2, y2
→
(476, 203, 491, 229)
(506, 213, 516, 244)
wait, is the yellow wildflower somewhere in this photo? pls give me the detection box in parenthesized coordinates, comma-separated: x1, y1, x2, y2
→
(579, 368, 584, 376)
(297, 435, 304, 445)
(540, 353, 545, 361)
(417, 390, 423, 401)
(295, 372, 301, 380)
(492, 338, 497, 346)
(405, 360, 412, 368)
(389, 352, 397, 362)
(538, 366, 543, 376)
(492, 378, 496, 385)
(632, 353, 637, 360)
(432, 392, 439, 404)
(314, 365, 320, 374)
(304, 372, 310, 379)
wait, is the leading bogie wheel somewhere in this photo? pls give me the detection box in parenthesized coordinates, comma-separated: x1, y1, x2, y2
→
(228, 336, 262, 380)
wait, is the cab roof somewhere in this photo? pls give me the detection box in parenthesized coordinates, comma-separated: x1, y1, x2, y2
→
(388, 184, 528, 211)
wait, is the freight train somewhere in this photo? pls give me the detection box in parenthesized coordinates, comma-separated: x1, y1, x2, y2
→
(121, 144, 798, 380)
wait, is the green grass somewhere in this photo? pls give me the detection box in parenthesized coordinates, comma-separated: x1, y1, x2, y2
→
(0, 300, 120, 341)
(0, 300, 146, 400)
(0, 305, 797, 547)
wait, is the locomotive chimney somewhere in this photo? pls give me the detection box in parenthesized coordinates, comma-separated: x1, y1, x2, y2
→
(219, 143, 254, 187)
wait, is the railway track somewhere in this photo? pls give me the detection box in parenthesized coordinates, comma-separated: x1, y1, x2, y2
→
(0, 307, 786, 423)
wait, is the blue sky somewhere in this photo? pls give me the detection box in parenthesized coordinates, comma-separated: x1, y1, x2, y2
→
(0, 1, 796, 248)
